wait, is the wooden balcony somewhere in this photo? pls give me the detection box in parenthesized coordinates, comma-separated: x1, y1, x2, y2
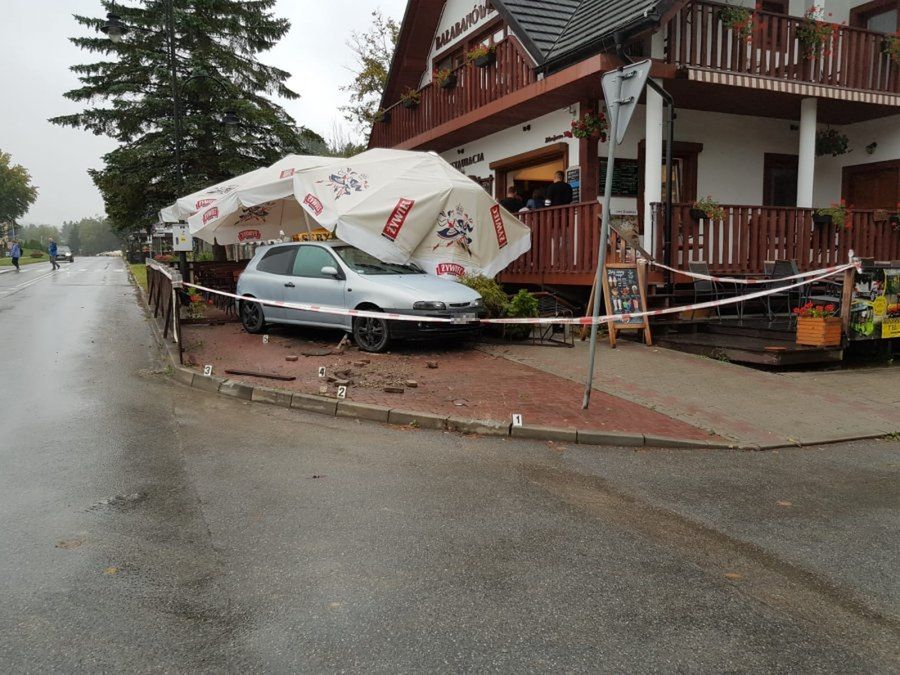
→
(498, 202, 900, 286)
(369, 36, 538, 149)
(666, 1, 900, 94)
(655, 203, 900, 275)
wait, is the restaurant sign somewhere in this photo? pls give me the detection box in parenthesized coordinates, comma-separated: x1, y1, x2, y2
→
(451, 152, 484, 171)
(434, 2, 496, 50)
(850, 267, 900, 340)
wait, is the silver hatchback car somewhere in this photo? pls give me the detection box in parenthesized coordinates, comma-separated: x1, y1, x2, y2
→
(236, 241, 485, 352)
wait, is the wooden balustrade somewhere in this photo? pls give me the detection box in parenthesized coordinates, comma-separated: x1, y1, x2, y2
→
(369, 37, 538, 148)
(666, 1, 899, 93)
(654, 203, 900, 274)
(499, 202, 633, 286)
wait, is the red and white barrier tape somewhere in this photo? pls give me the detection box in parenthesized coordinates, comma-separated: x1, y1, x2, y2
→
(183, 262, 846, 327)
(639, 259, 857, 285)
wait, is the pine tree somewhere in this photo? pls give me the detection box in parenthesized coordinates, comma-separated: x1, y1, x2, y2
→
(51, 0, 324, 233)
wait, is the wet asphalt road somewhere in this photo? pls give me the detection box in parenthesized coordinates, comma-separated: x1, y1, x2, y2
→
(0, 257, 898, 673)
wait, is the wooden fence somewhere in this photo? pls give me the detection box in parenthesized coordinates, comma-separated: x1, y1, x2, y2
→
(655, 203, 900, 274)
(666, 1, 899, 93)
(146, 259, 183, 364)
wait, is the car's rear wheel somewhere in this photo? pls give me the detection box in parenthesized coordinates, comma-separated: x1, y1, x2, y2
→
(353, 314, 390, 353)
(240, 298, 266, 334)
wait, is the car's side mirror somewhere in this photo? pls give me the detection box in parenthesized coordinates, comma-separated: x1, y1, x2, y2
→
(321, 265, 340, 278)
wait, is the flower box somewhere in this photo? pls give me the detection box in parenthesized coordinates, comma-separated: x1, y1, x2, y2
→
(376, 111, 391, 123)
(796, 316, 841, 347)
(402, 99, 419, 110)
(438, 73, 457, 89)
(474, 52, 495, 68)
(811, 213, 832, 226)
(689, 208, 708, 221)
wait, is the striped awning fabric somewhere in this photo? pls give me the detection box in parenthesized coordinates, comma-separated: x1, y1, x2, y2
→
(685, 67, 900, 107)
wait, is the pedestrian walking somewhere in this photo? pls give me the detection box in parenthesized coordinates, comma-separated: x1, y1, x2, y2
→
(48, 238, 61, 271)
(10, 240, 22, 272)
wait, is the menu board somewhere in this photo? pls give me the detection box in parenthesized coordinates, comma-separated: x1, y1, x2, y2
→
(566, 166, 581, 204)
(599, 158, 640, 197)
(601, 262, 652, 347)
(850, 268, 900, 340)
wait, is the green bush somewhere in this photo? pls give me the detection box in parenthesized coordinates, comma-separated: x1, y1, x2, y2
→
(460, 274, 508, 318)
(504, 289, 539, 340)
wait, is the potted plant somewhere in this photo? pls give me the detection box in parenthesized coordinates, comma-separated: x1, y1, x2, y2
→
(793, 301, 841, 347)
(797, 5, 840, 58)
(467, 44, 496, 67)
(375, 108, 391, 123)
(433, 67, 457, 90)
(504, 289, 539, 340)
(814, 201, 850, 229)
(690, 196, 726, 221)
(400, 87, 421, 109)
(719, 4, 753, 43)
(882, 34, 900, 64)
(815, 127, 850, 157)
(890, 204, 900, 229)
(563, 109, 609, 141)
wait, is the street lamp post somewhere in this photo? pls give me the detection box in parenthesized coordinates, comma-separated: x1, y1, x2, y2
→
(101, 5, 239, 280)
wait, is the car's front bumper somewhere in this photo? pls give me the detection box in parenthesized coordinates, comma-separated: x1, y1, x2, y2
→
(385, 307, 485, 339)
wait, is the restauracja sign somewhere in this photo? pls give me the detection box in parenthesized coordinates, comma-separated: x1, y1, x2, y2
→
(434, 2, 496, 50)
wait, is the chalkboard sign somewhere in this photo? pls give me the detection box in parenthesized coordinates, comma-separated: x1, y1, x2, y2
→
(566, 166, 581, 204)
(599, 158, 640, 197)
(601, 262, 652, 347)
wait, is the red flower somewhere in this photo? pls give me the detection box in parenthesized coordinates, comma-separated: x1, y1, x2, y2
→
(825, 304, 835, 312)
(563, 131, 573, 138)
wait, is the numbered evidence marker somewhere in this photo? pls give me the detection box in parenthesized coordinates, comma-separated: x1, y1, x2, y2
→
(263, 334, 269, 344)
(512, 413, 523, 428)
(336, 385, 348, 400)
(318, 366, 327, 378)
(203, 365, 213, 376)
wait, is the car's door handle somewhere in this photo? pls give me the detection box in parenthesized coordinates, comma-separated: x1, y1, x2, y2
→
(284, 282, 295, 288)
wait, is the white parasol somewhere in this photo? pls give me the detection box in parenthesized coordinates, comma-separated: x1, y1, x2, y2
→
(187, 154, 330, 244)
(291, 148, 531, 278)
(159, 170, 264, 223)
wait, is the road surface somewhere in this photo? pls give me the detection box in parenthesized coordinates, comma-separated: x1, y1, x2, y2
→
(0, 257, 897, 672)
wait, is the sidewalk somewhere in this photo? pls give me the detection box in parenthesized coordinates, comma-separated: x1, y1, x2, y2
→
(483, 339, 899, 446)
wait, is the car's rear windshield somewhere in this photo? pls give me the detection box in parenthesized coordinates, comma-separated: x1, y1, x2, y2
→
(332, 246, 423, 275)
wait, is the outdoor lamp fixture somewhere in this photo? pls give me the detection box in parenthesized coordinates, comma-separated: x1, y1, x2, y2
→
(100, 13, 129, 43)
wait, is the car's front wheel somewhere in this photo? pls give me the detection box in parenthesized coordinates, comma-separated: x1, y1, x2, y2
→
(240, 297, 266, 334)
(353, 314, 390, 353)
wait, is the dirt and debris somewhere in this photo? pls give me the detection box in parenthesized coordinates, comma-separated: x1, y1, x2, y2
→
(285, 355, 299, 362)
(383, 386, 404, 394)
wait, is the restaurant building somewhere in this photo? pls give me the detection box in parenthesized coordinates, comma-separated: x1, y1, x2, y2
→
(370, 0, 900, 291)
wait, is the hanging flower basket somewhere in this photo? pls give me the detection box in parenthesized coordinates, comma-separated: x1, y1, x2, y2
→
(718, 5, 753, 43)
(882, 35, 900, 64)
(815, 127, 850, 157)
(434, 68, 457, 90)
(691, 196, 726, 221)
(467, 45, 496, 67)
(797, 5, 840, 59)
(811, 212, 833, 226)
(375, 109, 391, 124)
(815, 201, 850, 229)
(400, 87, 421, 109)
(563, 109, 608, 141)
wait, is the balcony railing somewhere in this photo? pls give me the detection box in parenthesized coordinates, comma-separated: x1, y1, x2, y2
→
(666, 1, 900, 93)
(497, 202, 900, 284)
(369, 36, 538, 148)
(654, 203, 900, 275)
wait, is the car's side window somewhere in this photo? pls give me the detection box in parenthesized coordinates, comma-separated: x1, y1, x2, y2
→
(256, 246, 297, 275)
(292, 246, 339, 278)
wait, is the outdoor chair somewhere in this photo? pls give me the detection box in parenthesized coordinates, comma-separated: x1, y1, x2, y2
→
(689, 261, 722, 320)
(520, 291, 576, 347)
(765, 259, 802, 322)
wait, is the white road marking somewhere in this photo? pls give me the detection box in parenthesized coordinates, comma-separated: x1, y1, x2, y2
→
(0, 270, 57, 297)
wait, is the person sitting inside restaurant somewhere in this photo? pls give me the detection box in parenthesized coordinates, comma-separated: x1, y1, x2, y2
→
(499, 186, 524, 213)
(546, 170, 574, 206)
(525, 188, 546, 211)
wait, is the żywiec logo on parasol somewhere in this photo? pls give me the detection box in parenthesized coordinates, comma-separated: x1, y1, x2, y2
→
(202, 207, 219, 225)
(279, 168, 295, 179)
(436, 262, 466, 277)
(434, 205, 474, 255)
(207, 183, 239, 196)
(237, 229, 261, 242)
(382, 198, 415, 241)
(318, 168, 369, 199)
(489, 205, 508, 248)
(303, 193, 324, 215)
(195, 198, 216, 209)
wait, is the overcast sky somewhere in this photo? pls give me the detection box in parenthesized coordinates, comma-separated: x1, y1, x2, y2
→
(0, 0, 407, 227)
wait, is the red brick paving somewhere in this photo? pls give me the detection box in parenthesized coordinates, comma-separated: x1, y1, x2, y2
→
(181, 321, 716, 440)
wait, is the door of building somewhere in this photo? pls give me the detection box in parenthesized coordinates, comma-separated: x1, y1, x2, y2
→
(763, 153, 798, 206)
(842, 160, 900, 209)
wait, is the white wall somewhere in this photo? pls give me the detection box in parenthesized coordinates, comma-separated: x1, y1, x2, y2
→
(814, 114, 900, 206)
(439, 106, 581, 184)
(420, 0, 499, 87)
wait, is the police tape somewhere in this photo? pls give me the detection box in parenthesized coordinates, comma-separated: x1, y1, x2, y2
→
(639, 259, 857, 286)
(183, 262, 848, 327)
